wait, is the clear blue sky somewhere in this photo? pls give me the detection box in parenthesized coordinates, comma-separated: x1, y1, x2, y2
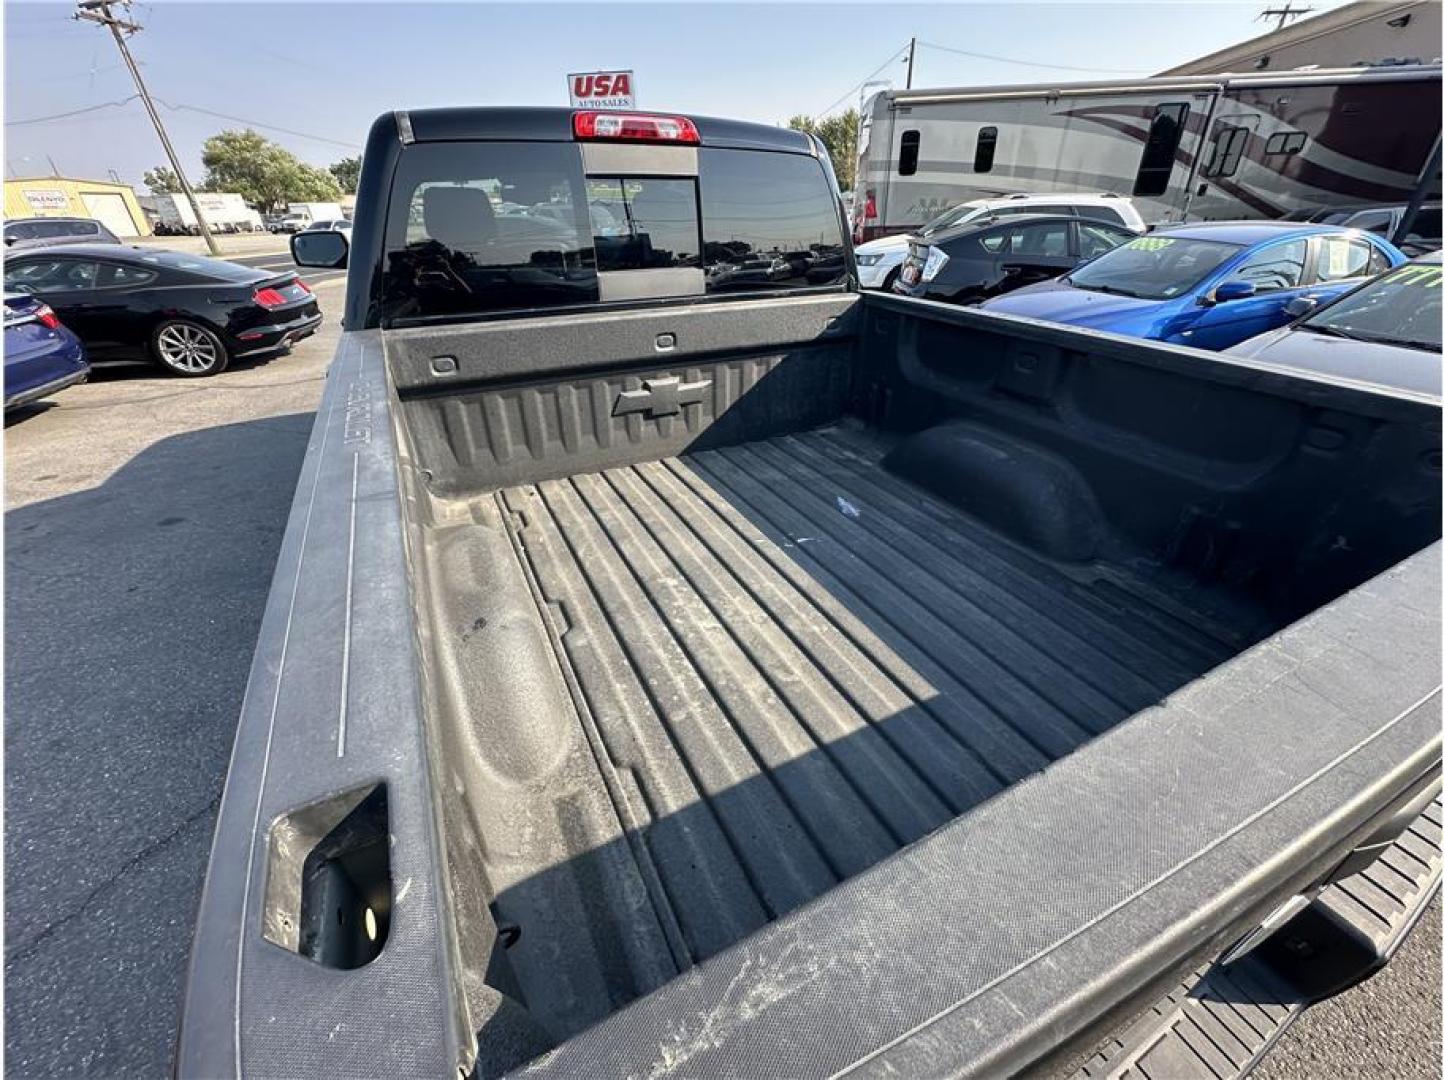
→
(5, 0, 1351, 186)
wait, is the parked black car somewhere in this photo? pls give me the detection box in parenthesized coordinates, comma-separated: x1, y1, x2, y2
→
(2, 245, 321, 376)
(894, 213, 1137, 304)
(1280, 202, 1442, 255)
(3, 216, 121, 250)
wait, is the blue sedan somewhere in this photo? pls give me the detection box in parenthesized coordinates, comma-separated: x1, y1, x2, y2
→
(4, 291, 89, 411)
(978, 222, 1408, 351)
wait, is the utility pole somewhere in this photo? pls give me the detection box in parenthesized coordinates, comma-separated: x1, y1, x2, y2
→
(74, 0, 220, 254)
(1258, 4, 1314, 32)
(905, 37, 916, 90)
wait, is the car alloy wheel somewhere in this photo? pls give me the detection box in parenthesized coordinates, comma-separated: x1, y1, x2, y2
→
(153, 320, 228, 376)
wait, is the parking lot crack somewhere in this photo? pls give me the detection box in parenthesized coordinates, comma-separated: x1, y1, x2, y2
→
(5, 793, 223, 964)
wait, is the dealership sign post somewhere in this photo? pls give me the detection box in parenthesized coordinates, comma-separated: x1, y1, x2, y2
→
(569, 70, 636, 110)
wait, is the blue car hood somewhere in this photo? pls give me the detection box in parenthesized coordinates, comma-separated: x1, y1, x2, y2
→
(982, 281, 1166, 327)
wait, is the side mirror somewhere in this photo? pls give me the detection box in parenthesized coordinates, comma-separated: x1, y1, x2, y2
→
(3, 235, 15, 247)
(291, 230, 347, 269)
(1204, 279, 1257, 305)
(1283, 295, 1319, 319)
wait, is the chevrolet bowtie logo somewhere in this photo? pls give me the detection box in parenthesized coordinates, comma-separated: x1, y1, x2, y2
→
(614, 376, 712, 420)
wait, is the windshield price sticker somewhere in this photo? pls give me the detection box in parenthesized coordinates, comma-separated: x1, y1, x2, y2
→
(1126, 236, 1175, 251)
(1391, 265, 1443, 288)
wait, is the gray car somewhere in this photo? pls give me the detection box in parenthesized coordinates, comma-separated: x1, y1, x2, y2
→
(3, 216, 122, 250)
(1226, 252, 1441, 397)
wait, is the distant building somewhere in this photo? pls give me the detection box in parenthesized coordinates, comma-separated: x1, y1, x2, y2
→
(3, 175, 151, 237)
(1160, 0, 1442, 75)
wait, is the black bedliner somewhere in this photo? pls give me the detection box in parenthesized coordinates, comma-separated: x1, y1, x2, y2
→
(446, 424, 1256, 1039)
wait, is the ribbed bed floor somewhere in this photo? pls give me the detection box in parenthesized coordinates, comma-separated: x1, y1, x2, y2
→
(496, 424, 1245, 977)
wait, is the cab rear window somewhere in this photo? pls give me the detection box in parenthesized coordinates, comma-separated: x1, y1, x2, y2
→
(379, 139, 846, 323)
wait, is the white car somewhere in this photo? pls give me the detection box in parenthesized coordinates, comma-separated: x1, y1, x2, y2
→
(855, 193, 1147, 290)
(302, 219, 353, 243)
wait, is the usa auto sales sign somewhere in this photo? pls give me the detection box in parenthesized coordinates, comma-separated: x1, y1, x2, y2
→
(569, 71, 636, 110)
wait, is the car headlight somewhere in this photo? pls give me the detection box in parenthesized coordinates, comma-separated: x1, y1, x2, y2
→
(920, 246, 950, 282)
(856, 252, 882, 266)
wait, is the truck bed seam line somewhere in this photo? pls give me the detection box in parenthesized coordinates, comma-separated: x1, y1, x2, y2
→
(336, 452, 359, 758)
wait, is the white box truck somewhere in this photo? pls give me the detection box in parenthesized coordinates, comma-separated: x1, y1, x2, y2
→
(143, 192, 263, 236)
(285, 202, 345, 228)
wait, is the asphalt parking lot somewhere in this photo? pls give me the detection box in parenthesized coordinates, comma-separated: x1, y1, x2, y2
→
(4, 270, 341, 1077)
(2, 265, 1438, 1077)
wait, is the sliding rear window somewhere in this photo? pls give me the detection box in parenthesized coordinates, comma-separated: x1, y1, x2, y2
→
(379, 140, 846, 322)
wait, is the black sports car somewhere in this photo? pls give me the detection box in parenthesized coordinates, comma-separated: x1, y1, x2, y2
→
(894, 213, 1137, 305)
(2, 245, 321, 377)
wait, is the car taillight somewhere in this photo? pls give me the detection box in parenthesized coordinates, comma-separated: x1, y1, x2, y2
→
(34, 304, 61, 330)
(253, 287, 288, 308)
(920, 246, 950, 282)
(863, 191, 877, 220)
(572, 111, 700, 144)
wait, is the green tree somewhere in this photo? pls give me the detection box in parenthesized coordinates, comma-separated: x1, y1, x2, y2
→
(142, 166, 181, 194)
(787, 109, 859, 191)
(329, 156, 362, 193)
(199, 129, 342, 213)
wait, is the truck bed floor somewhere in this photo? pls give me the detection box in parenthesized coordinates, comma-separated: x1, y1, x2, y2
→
(486, 424, 1248, 1035)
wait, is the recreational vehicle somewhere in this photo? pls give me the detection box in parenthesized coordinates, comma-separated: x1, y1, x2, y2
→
(854, 64, 1442, 241)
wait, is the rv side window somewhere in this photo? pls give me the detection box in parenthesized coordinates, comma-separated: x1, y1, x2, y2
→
(974, 127, 998, 173)
(1264, 131, 1307, 156)
(899, 130, 920, 176)
(1132, 102, 1189, 198)
(1206, 125, 1248, 178)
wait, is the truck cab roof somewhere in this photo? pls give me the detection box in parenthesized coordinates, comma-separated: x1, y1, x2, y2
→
(392, 106, 817, 153)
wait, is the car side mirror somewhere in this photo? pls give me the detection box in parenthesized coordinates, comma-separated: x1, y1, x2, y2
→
(1203, 279, 1257, 305)
(3, 235, 15, 247)
(1283, 295, 1319, 319)
(291, 230, 348, 270)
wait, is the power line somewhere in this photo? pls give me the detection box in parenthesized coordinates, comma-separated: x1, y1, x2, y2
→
(917, 40, 1151, 75)
(814, 43, 911, 118)
(6, 93, 361, 151)
(153, 99, 362, 150)
(6, 95, 139, 125)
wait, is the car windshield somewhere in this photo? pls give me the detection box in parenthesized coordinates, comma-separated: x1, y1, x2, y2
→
(917, 204, 981, 237)
(1301, 262, 1442, 352)
(1066, 235, 1241, 300)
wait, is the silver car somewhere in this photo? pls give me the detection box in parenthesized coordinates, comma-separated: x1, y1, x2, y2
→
(1226, 252, 1441, 397)
(3, 216, 122, 250)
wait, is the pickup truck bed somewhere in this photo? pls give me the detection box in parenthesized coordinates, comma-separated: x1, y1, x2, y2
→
(179, 109, 1442, 1080)
(450, 424, 1250, 1037)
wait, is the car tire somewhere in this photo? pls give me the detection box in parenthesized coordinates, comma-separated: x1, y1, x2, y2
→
(882, 268, 901, 292)
(150, 319, 230, 377)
